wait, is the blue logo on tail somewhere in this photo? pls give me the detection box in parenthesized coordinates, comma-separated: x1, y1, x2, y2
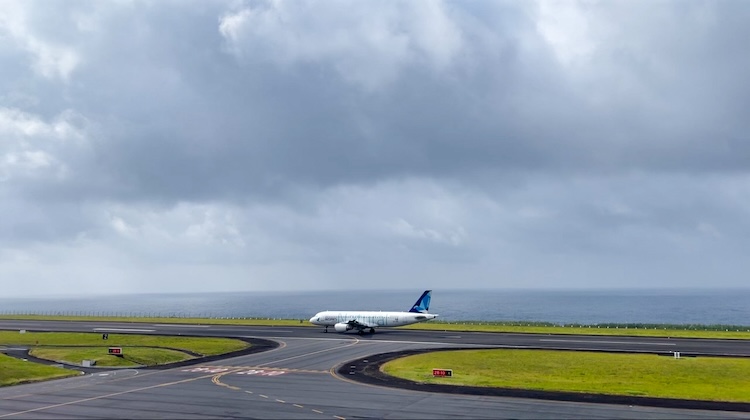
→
(409, 290, 432, 313)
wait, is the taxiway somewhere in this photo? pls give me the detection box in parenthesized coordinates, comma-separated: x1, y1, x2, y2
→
(1, 320, 749, 419)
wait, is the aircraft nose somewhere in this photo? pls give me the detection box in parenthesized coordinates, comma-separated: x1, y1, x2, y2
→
(309, 316, 318, 323)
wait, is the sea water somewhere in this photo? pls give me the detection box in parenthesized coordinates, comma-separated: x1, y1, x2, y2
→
(1, 288, 748, 326)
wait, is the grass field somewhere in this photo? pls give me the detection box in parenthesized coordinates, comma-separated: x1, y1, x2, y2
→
(0, 354, 79, 387)
(0, 331, 248, 356)
(0, 331, 250, 387)
(1, 314, 309, 327)
(29, 347, 193, 367)
(403, 321, 750, 339)
(382, 349, 750, 402)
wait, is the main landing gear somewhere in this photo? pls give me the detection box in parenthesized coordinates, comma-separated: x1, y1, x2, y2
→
(357, 328, 376, 335)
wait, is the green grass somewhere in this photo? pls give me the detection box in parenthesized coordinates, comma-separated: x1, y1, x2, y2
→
(382, 349, 750, 402)
(29, 347, 193, 367)
(0, 331, 248, 357)
(1, 314, 310, 327)
(4, 314, 750, 339)
(0, 354, 79, 386)
(0, 331, 250, 387)
(403, 321, 750, 339)
(0, 330, 249, 386)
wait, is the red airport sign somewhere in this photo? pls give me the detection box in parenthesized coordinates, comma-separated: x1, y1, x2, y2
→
(432, 368, 453, 377)
(108, 347, 123, 355)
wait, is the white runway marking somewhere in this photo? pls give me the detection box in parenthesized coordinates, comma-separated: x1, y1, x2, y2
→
(539, 339, 676, 346)
(245, 330, 294, 333)
(182, 367, 231, 373)
(236, 370, 285, 376)
(93, 328, 155, 332)
(153, 324, 210, 328)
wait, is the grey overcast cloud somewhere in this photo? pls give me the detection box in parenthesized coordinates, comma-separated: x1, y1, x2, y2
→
(1, 1, 749, 297)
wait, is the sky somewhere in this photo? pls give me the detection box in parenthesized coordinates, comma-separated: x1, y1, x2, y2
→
(1, 1, 749, 297)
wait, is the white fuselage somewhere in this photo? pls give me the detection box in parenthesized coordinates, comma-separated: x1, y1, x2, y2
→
(309, 311, 437, 328)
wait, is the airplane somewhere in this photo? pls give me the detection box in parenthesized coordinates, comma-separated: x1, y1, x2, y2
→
(308, 290, 438, 334)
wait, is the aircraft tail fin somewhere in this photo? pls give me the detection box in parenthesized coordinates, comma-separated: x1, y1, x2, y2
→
(408, 290, 432, 313)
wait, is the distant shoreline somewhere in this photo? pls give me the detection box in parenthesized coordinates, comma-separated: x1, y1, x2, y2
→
(2, 289, 748, 326)
(5, 286, 750, 300)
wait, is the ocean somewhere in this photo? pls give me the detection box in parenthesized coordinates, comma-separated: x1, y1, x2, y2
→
(0, 289, 748, 326)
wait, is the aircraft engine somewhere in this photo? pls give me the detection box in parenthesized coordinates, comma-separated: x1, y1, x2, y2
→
(334, 323, 353, 332)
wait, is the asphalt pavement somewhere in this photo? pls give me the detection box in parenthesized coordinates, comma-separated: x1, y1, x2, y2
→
(1, 319, 749, 419)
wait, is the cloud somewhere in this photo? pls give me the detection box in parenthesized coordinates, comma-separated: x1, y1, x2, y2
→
(1, 0, 750, 296)
(219, 1, 464, 90)
(389, 218, 466, 246)
(0, 2, 80, 81)
(0, 107, 90, 184)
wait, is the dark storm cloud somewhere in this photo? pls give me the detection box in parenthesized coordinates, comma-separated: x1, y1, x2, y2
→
(7, 1, 749, 202)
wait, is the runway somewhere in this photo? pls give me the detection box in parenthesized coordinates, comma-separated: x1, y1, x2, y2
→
(1, 320, 749, 419)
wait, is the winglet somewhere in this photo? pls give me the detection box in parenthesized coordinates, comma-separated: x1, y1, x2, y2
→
(408, 290, 432, 313)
